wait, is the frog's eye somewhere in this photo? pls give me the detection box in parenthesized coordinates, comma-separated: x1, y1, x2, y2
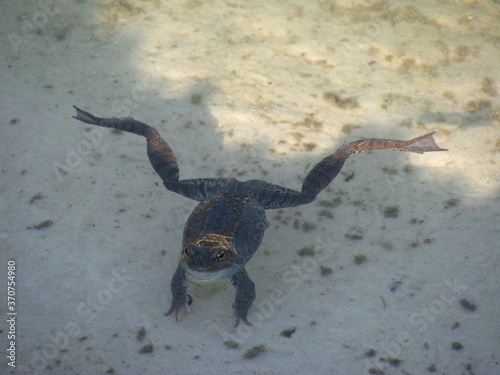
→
(214, 251, 225, 262)
(183, 246, 191, 257)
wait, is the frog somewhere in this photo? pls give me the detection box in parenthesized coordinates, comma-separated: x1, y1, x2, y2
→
(72, 106, 446, 327)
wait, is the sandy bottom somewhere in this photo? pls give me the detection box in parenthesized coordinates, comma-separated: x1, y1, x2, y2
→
(1, 0, 498, 374)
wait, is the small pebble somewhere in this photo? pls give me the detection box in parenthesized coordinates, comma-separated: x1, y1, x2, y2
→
(459, 298, 476, 311)
(139, 343, 154, 354)
(364, 348, 377, 357)
(353, 254, 367, 264)
(224, 340, 239, 349)
(451, 342, 463, 350)
(243, 344, 266, 359)
(280, 327, 297, 338)
(136, 326, 146, 341)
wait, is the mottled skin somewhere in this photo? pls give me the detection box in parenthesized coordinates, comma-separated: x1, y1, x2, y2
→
(72, 106, 447, 326)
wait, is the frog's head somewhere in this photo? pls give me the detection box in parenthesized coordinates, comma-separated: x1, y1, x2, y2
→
(180, 233, 243, 281)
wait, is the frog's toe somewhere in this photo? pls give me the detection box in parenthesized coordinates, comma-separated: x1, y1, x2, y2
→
(165, 294, 192, 322)
(233, 312, 252, 328)
(164, 303, 190, 322)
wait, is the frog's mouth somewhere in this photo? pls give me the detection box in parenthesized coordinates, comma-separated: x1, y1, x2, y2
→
(181, 262, 240, 281)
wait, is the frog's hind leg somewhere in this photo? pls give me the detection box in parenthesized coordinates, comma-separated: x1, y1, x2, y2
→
(73, 106, 239, 200)
(244, 132, 446, 209)
(299, 132, 447, 201)
(73, 105, 179, 181)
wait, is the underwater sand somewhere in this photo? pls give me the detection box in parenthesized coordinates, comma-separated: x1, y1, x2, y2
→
(1, 0, 498, 374)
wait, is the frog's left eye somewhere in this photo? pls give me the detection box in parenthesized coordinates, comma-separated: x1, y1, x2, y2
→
(214, 251, 225, 261)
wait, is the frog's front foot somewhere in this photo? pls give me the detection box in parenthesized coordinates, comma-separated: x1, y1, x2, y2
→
(165, 264, 190, 322)
(233, 306, 252, 328)
(231, 267, 256, 328)
(164, 293, 192, 322)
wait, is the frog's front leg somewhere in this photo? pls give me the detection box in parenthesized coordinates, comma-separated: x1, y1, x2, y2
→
(164, 264, 192, 322)
(231, 267, 256, 328)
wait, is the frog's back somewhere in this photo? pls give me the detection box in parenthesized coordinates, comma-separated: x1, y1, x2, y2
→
(183, 193, 266, 263)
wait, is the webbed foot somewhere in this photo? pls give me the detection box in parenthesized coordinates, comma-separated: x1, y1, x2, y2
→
(72, 105, 101, 125)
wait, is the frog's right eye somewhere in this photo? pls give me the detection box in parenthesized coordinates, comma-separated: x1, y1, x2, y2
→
(183, 246, 191, 257)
